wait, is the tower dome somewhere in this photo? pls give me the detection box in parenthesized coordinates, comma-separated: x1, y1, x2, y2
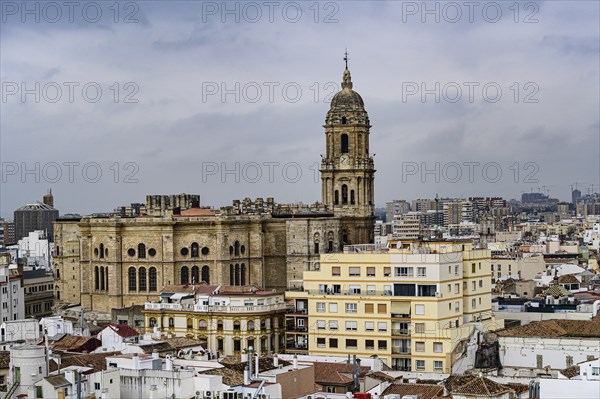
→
(326, 67, 369, 125)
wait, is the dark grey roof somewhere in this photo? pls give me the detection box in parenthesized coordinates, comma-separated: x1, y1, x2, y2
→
(15, 202, 57, 211)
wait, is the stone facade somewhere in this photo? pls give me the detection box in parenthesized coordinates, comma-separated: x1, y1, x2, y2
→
(53, 64, 376, 314)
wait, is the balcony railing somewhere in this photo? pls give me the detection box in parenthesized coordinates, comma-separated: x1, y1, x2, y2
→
(392, 329, 411, 336)
(144, 302, 288, 313)
(391, 347, 411, 354)
(286, 343, 308, 350)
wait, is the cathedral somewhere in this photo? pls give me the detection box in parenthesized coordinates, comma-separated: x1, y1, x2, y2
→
(53, 62, 376, 314)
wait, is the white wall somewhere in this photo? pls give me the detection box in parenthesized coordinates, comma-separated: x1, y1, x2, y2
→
(540, 378, 600, 399)
(499, 337, 600, 375)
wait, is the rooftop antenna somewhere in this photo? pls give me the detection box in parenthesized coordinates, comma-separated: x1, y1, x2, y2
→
(344, 49, 349, 69)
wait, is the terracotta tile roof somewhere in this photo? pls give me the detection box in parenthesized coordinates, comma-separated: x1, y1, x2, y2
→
(160, 283, 219, 295)
(313, 362, 370, 386)
(558, 274, 580, 284)
(0, 351, 10, 369)
(496, 317, 600, 338)
(541, 284, 571, 298)
(367, 371, 397, 382)
(45, 335, 102, 353)
(450, 376, 510, 397)
(381, 383, 443, 399)
(505, 383, 530, 394)
(164, 336, 206, 350)
(560, 365, 580, 379)
(49, 351, 121, 373)
(201, 366, 243, 386)
(199, 356, 289, 386)
(102, 324, 139, 338)
(137, 341, 176, 354)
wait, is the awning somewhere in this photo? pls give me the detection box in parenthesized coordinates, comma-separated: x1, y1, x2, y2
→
(391, 302, 411, 315)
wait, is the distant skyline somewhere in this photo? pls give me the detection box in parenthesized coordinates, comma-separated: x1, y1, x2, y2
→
(1, 1, 599, 218)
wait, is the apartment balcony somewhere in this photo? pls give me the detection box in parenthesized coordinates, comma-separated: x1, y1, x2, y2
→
(288, 307, 308, 315)
(391, 347, 411, 355)
(391, 329, 411, 336)
(286, 326, 308, 333)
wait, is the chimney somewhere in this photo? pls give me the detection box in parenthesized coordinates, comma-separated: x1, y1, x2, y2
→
(244, 366, 250, 385)
(371, 355, 380, 372)
(293, 354, 298, 370)
(132, 352, 140, 369)
(241, 351, 248, 362)
(165, 355, 173, 371)
(248, 346, 254, 379)
(273, 354, 279, 367)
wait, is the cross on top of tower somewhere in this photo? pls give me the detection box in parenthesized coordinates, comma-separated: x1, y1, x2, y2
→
(343, 49, 349, 70)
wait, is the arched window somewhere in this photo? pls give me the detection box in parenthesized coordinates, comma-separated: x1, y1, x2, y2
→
(233, 320, 241, 331)
(128, 267, 136, 291)
(139, 267, 147, 291)
(94, 267, 99, 290)
(181, 266, 189, 285)
(169, 318, 174, 328)
(235, 264, 240, 286)
(199, 320, 207, 330)
(56, 269, 60, 279)
(100, 266, 105, 291)
(99, 243, 104, 259)
(342, 184, 348, 205)
(105, 267, 109, 291)
(341, 116, 347, 124)
(350, 189, 355, 205)
(334, 190, 339, 205)
(138, 243, 146, 259)
(341, 134, 349, 153)
(149, 317, 157, 327)
(187, 318, 193, 329)
(342, 231, 349, 245)
(191, 266, 199, 284)
(217, 320, 224, 330)
(229, 246, 233, 256)
(201, 266, 210, 284)
(94, 248, 99, 257)
(191, 242, 199, 258)
(240, 264, 246, 286)
(235, 241, 240, 257)
(230, 264, 234, 285)
(56, 246, 60, 256)
(105, 248, 108, 257)
(247, 321, 255, 331)
(149, 267, 157, 292)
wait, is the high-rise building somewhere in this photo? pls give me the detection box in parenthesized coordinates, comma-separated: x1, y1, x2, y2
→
(14, 196, 59, 241)
(0, 219, 16, 245)
(572, 189, 582, 205)
(386, 200, 411, 222)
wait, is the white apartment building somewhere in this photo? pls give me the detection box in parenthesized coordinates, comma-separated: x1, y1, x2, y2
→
(0, 254, 25, 323)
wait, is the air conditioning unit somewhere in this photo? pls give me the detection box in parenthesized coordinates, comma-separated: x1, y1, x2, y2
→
(435, 292, 442, 298)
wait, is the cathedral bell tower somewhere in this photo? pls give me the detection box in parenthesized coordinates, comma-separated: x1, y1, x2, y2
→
(320, 53, 375, 245)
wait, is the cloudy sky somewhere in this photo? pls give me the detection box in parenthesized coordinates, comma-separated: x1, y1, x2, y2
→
(1, 0, 599, 218)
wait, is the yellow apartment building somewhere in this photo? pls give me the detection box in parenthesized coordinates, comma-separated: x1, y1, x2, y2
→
(285, 239, 501, 373)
